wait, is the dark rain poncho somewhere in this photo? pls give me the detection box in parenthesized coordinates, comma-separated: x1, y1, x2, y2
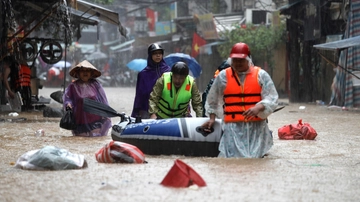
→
(63, 79, 111, 137)
(131, 55, 171, 118)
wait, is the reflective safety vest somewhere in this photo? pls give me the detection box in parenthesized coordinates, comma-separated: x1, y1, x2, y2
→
(157, 72, 193, 118)
(15, 64, 31, 88)
(223, 66, 263, 123)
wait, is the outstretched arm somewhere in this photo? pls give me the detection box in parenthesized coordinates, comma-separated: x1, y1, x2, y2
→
(256, 69, 279, 119)
(148, 77, 164, 119)
(132, 73, 143, 115)
(3, 66, 15, 98)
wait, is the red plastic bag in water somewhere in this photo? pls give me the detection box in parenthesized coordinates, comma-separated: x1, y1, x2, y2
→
(278, 119, 317, 140)
(95, 141, 145, 163)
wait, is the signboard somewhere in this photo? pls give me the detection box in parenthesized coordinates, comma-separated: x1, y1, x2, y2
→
(198, 13, 218, 40)
(170, 2, 177, 20)
(134, 16, 148, 33)
(155, 21, 176, 36)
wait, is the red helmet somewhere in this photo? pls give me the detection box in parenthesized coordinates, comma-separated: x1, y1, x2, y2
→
(229, 42, 250, 58)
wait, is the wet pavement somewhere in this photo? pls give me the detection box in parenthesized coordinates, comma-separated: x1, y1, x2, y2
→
(0, 87, 360, 202)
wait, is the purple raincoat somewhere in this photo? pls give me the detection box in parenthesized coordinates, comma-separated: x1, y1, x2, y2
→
(131, 55, 171, 118)
(63, 79, 112, 137)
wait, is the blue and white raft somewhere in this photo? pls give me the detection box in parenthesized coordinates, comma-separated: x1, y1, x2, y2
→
(82, 98, 222, 157)
(111, 117, 222, 157)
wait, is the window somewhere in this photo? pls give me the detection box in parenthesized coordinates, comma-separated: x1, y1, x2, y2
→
(232, 0, 243, 12)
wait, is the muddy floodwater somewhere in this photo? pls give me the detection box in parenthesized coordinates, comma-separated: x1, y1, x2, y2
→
(1, 87, 360, 202)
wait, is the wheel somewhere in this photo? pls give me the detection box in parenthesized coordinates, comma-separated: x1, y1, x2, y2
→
(40, 40, 63, 64)
(20, 39, 38, 62)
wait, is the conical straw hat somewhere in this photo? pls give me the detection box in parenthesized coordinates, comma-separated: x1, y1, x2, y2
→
(69, 60, 101, 78)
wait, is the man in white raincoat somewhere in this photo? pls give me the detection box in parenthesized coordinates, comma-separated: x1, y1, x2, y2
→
(202, 42, 278, 158)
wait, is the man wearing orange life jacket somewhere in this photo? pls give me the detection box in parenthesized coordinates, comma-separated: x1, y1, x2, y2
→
(3, 55, 32, 111)
(202, 42, 279, 158)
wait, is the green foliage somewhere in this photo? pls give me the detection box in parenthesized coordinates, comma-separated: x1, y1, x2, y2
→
(218, 23, 286, 74)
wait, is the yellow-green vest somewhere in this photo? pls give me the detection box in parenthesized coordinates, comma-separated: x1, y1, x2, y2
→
(157, 72, 193, 118)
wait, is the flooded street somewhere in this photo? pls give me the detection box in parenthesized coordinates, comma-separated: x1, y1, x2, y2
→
(1, 87, 360, 202)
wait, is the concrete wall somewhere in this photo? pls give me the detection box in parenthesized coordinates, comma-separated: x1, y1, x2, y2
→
(272, 43, 287, 97)
(196, 49, 224, 92)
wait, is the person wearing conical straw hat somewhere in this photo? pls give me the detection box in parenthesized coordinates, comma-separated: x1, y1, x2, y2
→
(62, 60, 111, 137)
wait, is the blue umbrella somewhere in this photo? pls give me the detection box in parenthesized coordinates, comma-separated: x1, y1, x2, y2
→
(164, 53, 202, 78)
(126, 59, 147, 72)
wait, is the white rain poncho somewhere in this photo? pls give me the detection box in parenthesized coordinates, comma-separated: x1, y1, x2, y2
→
(205, 66, 278, 158)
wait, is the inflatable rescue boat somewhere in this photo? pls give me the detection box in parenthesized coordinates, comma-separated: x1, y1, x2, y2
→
(83, 98, 222, 157)
(111, 116, 222, 157)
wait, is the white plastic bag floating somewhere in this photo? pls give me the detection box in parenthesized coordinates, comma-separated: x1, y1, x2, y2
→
(15, 146, 87, 170)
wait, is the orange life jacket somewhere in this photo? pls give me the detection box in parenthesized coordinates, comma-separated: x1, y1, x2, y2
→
(15, 64, 31, 88)
(223, 66, 263, 123)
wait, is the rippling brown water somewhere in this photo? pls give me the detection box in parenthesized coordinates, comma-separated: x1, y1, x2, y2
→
(1, 87, 360, 202)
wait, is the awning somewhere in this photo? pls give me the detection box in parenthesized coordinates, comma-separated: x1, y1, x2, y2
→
(75, 0, 127, 37)
(114, 46, 132, 53)
(134, 34, 173, 46)
(109, 39, 135, 51)
(174, 14, 245, 34)
(313, 36, 360, 51)
(214, 15, 245, 33)
(278, 0, 304, 14)
(68, 7, 99, 26)
(24, 1, 99, 26)
(103, 39, 122, 46)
